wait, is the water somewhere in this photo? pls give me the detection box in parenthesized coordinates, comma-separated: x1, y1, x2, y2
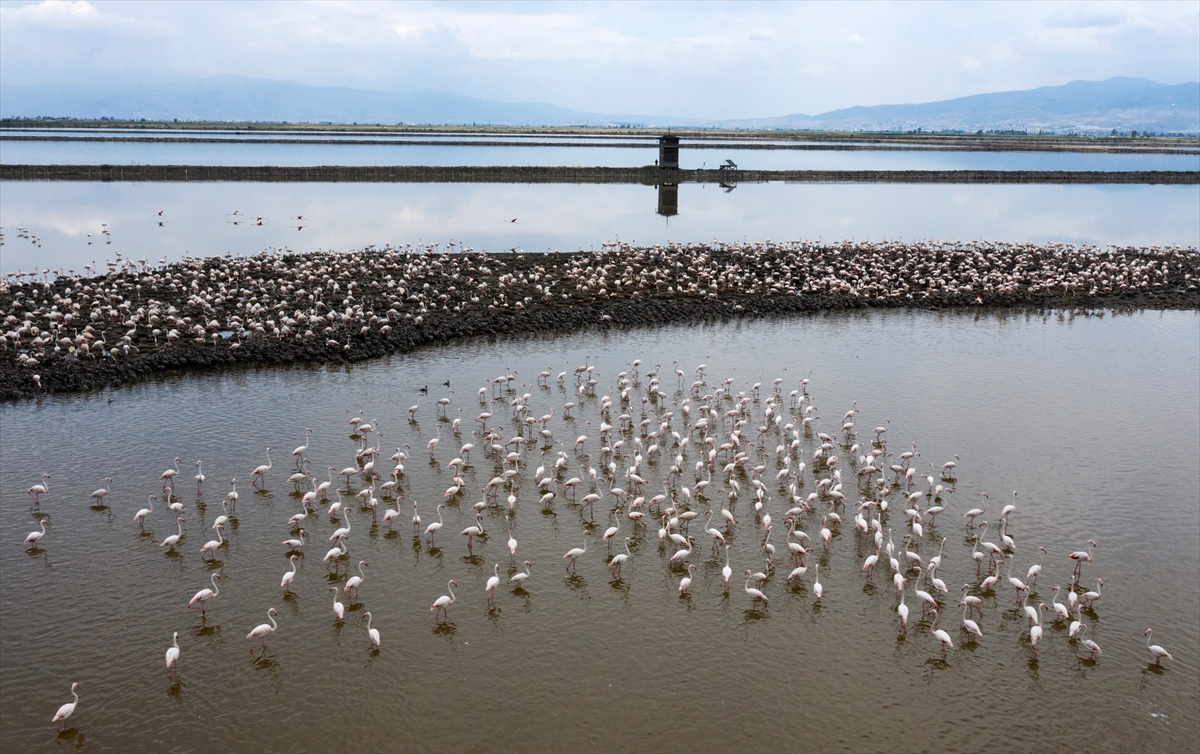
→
(3, 138, 1197, 171)
(2, 181, 1197, 275)
(1, 309, 1198, 752)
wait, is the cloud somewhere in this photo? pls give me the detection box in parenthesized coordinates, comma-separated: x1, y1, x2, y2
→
(1, 0, 103, 28)
(0, 1, 1195, 119)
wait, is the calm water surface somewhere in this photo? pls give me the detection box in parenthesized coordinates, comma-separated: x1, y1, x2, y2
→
(3, 139, 1198, 171)
(1, 310, 1197, 753)
(2, 181, 1197, 275)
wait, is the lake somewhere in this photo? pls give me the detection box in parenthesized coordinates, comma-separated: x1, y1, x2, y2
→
(2, 180, 1197, 276)
(1, 309, 1197, 752)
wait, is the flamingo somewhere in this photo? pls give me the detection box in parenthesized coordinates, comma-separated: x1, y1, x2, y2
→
(344, 561, 368, 598)
(679, 563, 697, 594)
(323, 539, 348, 570)
(23, 519, 48, 549)
(328, 489, 346, 517)
(225, 479, 239, 512)
(134, 495, 155, 527)
(289, 497, 309, 529)
(431, 579, 458, 619)
(28, 473, 50, 505)
(1067, 539, 1097, 580)
(330, 506, 352, 541)
(609, 537, 632, 579)
(1080, 578, 1103, 609)
(292, 428, 313, 467)
(602, 509, 622, 550)
(959, 601, 983, 639)
(704, 510, 726, 553)
(424, 504, 445, 545)
(1050, 586, 1070, 620)
(897, 581, 909, 627)
(813, 562, 823, 599)
(330, 587, 344, 621)
(486, 564, 501, 603)
(246, 608, 278, 652)
(381, 499, 403, 530)
(316, 467, 334, 499)
(563, 531, 591, 572)
(964, 492, 987, 528)
(160, 458, 181, 489)
(188, 573, 222, 614)
(1145, 629, 1173, 665)
(251, 447, 273, 488)
(194, 462, 205, 497)
(930, 608, 953, 657)
(506, 522, 518, 561)
(961, 584, 982, 620)
(363, 611, 380, 648)
(165, 632, 180, 676)
(509, 561, 532, 588)
(52, 683, 80, 731)
(461, 514, 485, 551)
(743, 569, 768, 606)
(89, 477, 112, 505)
(722, 545, 733, 591)
(281, 554, 299, 593)
(159, 517, 185, 550)
(1030, 603, 1047, 656)
(1077, 624, 1102, 658)
(1069, 603, 1084, 638)
(200, 524, 224, 559)
(1005, 555, 1027, 604)
(1027, 546, 1046, 586)
(428, 425, 441, 458)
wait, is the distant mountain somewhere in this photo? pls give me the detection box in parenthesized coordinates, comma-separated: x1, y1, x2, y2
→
(728, 78, 1200, 134)
(0, 75, 616, 127)
(1, 75, 1196, 133)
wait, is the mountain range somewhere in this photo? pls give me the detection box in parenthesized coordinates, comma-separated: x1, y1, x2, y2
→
(1, 75, 1196, 134)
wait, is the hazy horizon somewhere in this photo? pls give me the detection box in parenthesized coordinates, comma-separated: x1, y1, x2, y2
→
(1, 1, 1197, 121)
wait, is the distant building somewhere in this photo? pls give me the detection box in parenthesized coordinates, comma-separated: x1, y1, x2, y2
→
(658, 134, 680, 170)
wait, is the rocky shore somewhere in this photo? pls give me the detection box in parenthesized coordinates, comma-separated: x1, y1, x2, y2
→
(3, 240, 1197, 399)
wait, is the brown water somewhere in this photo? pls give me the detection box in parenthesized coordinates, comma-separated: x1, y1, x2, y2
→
(1, 309, 1197, 753)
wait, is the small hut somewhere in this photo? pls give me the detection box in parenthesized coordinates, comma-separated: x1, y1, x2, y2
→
(658, 134, 680, 170)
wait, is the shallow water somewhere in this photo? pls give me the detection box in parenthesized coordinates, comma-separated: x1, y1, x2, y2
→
(2, 180, 1197, 275)
(1, 309, 1197, 753)
(4, 137, 1199, 172)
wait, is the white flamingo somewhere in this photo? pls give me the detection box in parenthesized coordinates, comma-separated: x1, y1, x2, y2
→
(431, 579, 458, 619)
(246, 608, 278, 652)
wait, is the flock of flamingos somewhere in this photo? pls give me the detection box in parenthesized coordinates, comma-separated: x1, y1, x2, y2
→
(21, 357, 1175, 732)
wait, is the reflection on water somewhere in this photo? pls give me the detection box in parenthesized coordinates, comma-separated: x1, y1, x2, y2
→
(2, 180, 1196, 274)
(0, 310, 1196, 753)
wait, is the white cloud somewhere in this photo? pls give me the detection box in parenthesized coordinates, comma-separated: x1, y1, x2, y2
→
(1, 0, 102, 28)
(847, 33, 863, 43)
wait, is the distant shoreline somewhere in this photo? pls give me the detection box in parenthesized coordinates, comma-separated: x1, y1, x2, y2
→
(4, 119, 1197, 152)
(3, 164, 1196, 185)
(4, 133, 1198, 155)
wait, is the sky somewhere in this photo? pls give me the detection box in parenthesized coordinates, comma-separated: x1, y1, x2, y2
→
(1, 1, 1197, 119)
